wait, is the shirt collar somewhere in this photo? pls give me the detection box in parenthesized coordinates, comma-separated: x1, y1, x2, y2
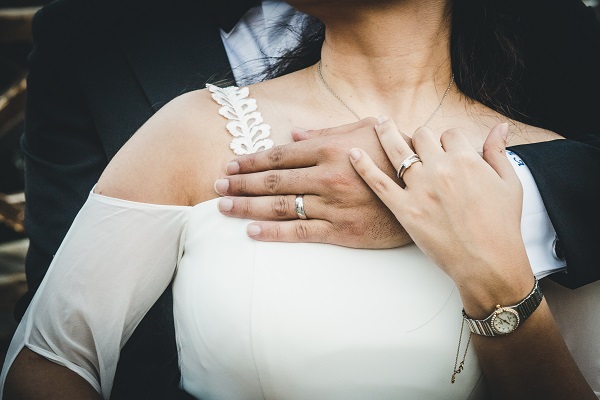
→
(214, 0, 260, 33)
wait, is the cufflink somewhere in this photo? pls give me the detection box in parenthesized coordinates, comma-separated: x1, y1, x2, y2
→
(552, 236, 565, 260)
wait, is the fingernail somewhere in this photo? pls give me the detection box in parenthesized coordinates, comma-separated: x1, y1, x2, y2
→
(349, 148, 362, 162)
(247, 224, 261, 237)
(377, 115, 389, 125)
(217, 198, 233, 212)
(500, 122, 509, 139)
(292, 130, 310, 142)
(292, 126, 308, 133)
(214, 179, 229, 194)
(226, 161, 240, 175)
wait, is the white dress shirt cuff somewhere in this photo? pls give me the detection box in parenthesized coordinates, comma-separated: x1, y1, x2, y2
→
(506, 150, 567, 279)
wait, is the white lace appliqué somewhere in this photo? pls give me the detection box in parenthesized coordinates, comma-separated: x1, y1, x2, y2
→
(207, 84, 274, 156)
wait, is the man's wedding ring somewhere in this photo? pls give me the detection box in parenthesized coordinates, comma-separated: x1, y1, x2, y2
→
(397, 154, 422, 182)
(295, 195, 308, 220)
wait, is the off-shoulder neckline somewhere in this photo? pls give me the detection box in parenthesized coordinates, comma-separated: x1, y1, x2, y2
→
(90, 185, 218, 210)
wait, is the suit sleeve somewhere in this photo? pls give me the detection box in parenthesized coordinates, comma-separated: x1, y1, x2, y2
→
(20, 4, 109, 307)
(509, 138, 600, 289)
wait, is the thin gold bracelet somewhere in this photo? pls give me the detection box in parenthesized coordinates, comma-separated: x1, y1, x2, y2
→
(451, 318, 472, 383)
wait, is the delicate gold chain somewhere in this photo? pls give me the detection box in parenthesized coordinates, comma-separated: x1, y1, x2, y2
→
(423, 74, 455, 126)
(451, 318, 472, 383)
(317, 60, 454, 124)
(317, 60, 361, 120)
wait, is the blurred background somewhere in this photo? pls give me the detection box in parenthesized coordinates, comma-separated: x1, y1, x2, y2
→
(0, 0, 599, 370)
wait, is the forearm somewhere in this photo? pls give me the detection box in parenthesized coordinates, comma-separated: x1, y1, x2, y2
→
(455, 251, 595, 399)
(4, 349, 101, 400)
(471, 301, 594, 400)
(350, 122, 598, 396)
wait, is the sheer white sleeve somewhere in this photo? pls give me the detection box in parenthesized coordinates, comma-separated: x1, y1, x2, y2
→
(0, 190, 191, 399)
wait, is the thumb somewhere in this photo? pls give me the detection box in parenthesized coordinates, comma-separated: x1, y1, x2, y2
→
(291, 127, 323, 142)
(482, 123, 518, 184)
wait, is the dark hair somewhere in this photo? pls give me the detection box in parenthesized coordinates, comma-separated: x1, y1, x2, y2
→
(263, 14, 325, 80)
(264, 1, 527, 122)
(451, 0, 525, 120)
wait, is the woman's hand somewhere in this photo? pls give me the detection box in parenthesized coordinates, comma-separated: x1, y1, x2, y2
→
(350, 118, 596, 400)
(349, 118, 533, 313)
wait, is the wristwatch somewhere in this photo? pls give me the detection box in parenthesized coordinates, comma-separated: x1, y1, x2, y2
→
(462, 278, 543, 337)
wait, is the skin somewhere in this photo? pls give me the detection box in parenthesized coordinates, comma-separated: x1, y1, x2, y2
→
(213, 1, 561, 246)
(4, 0, 588, 398)
(5, 349, 101, 400)
(348, 119, 596, 399)
(216, 118, 410, 248)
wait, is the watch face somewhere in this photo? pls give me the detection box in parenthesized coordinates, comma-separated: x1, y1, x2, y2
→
(491, 308, 520, 334)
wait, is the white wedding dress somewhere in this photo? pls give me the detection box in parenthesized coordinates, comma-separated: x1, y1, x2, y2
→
(1, 86, 599, 400)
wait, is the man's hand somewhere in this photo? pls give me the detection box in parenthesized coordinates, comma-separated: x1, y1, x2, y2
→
(213, 118, 413, 249)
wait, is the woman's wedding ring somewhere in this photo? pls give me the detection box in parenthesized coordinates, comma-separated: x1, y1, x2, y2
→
(397, 154, 422, 182)
(295, 195, 308, 220)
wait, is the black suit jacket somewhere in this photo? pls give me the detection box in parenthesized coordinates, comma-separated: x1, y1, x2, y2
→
(22, 0, 233, 398)
(18, 0, 600, 398)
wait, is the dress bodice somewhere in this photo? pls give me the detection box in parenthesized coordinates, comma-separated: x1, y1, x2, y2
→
(172, 85, 486, 399)
(173, 198, 487, 400)
(1, 86, 599, 400)
(171, 85, 600, 399)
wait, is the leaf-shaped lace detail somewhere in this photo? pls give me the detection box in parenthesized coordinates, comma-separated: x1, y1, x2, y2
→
(207, 84, 274, 156)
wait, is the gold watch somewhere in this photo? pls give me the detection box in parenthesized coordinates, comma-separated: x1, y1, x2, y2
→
(462, 278, 543, 337)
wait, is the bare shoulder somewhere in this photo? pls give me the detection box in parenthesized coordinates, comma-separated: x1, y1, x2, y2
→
(95, 88, 232, 206)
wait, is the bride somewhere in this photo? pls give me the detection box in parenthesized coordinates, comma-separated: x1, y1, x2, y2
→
(2, 0, 599, 399)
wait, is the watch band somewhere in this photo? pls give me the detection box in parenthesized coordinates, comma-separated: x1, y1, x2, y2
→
(462, 278, 544, 337)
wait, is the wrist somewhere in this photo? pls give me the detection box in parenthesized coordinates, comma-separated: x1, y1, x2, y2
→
(462, 278, 543, 337)
(456, 260, 535, 320)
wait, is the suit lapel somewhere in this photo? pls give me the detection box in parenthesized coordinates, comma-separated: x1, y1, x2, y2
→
(117, 1, 233, 112)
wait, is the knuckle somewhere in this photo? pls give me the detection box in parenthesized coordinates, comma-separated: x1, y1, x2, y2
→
(263, 172, 281, 193)
(361, 117, 378, 128)
(239, 176, 248, 194)
(317, 138, 344, 159)
(232, 176, 248, 194)
(432, 163, 452, 182)
(268, 146, 285, 168)
(294, 221, 310, 240)
(272, 196, 288, 218)
(337, 219, 362, 237)
(412, 126, 432, 142)
(321, 127, 334, 136)
(320, 170, 354, 190)
(371, 176, 393, 194)
(393, 142, 407, 158)
(239, 198, 252, 216)
(452, 150, 479, 167)
(270, 224, 283, 241)
(442, 128, 461, 139)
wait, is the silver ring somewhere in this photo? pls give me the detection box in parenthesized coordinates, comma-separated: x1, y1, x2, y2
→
(397, 154, 422, 181)
(295, 195, 308, 220)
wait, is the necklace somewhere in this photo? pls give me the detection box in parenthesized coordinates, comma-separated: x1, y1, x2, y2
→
(317, 60, 454, 125)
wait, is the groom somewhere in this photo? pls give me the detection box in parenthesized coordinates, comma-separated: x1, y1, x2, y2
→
(19, 0, 600, 398)
(20, 0, 301, 398)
